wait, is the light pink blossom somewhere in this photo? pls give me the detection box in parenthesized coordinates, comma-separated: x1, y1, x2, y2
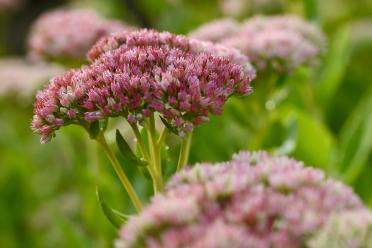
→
(188, 18, 241, 43)
(222, 15, 326, 73)
(28, 8, 132, 61)
(117, 151, 366, 248)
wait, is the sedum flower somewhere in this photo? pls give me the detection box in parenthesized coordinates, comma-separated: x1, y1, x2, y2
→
(307, 209, 372, 248)
(219, 0, 283, 18)
(31, 29, 255, 143)
(0, 58, 64, 99)
(116, 151, 367, 248)
(0, 0, 24, 11)
(188, 18, 241, 43)
(28, 8, 132, 62)
(222, 15, 326, 73)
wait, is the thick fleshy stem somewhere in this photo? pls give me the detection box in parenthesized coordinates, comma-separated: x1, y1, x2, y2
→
(130, 123, 163, 193)
(146, 115, 163, 191)
(176, 132, 192, 171)
(96, 133, 143, 212)
(157, 127, 168, 147)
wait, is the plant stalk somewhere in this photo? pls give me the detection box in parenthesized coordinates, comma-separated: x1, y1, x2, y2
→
(96, 133, 143, 212)
(130, 123, 163, 192)
(176, 132, 192, 171)
(146, 115, 163, 190)
(157, 127, 168, 147)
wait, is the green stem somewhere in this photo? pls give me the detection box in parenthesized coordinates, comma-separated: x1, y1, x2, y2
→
(130, 123, 163, 192)
(176, 132, 193, 171)
(146, 115, 163, 190)
(96, 133, 143, 212)
(157, 127, 168, 147)
(130, 123, 150, 160)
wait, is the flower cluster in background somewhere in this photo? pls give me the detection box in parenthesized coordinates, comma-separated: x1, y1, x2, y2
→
(28, 8, 133, 62)
(188, 18, 240, 43)
(219, 0, 284, 17)
(117, 151, 369, 248)
(31, 29, 255, 143)
(0, 0, 24, 11)
(190, 15, 326, 73)
(0, 58, 63, 99)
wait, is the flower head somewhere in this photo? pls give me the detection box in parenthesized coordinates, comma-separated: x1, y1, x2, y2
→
(0, 58, 64, 99)
(31, 29, 254, 143)
(28, 8, 132, 61)
(308, 209, 372, 248)
(188, 18, 241, 43)
(117, 151, 367, 248)
(222, 15, 326, 73)
(219, 0, 283, 18)
(0, 0, 23, 11)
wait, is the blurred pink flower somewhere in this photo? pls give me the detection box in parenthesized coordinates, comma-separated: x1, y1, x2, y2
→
(219, 0, 283, 17)
(28, 8, 133, 61)
(222, 15, 326, 73)
(0, 0, 24, 11)
(117, 151, 367, 248)
(31, 29, 255, 143)
(188, 18, 241, 43)
(0, 58, 63, 99)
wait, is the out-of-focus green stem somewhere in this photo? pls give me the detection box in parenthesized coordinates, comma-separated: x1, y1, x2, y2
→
(130, 123, 163, 193)
(303, 0, 318, 21)
(96, 133, 143, 212)
(176, 132, 192, 171)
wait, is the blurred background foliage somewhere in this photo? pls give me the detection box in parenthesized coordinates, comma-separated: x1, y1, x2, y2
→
(1, 0, 372, 247)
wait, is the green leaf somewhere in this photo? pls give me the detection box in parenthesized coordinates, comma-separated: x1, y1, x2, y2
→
(316, 26, 351, 107)
(100, 118, 108, 131)
(337, 88, 372, 184)
(160, 116, 178, 135)
(303, 0, 318, 21)
(112, 209, 130, 222)
(278, 105, 335, 169)
(275, 119, 297, 156)
(88, 121, 100, 139)
(116, 130, 148, 166)
(96, 187, 128, 229)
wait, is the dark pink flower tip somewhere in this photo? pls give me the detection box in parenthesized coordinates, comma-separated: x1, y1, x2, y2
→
(116, 151, 367, 248)
(31, 29, 255, 143)
(28, 8, 133, 61)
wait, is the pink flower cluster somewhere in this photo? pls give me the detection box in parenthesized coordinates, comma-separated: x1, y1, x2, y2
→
(308, 209, 372, 248)
(117, 151, 366, 248)
(223, 15, 326, 72)
(219, 0, 282, 18)
(32, 29, 255, 143)
(0, 0, 23, 11)
(0, 58, 64, 99)
(28, 8, 132, 61)
(188, 18, 241, 43)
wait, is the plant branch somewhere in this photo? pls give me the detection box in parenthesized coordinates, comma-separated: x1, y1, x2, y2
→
(96, 133, 143, 212)
(130, 123, 163, 192)
(176, 132, 192, 171)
